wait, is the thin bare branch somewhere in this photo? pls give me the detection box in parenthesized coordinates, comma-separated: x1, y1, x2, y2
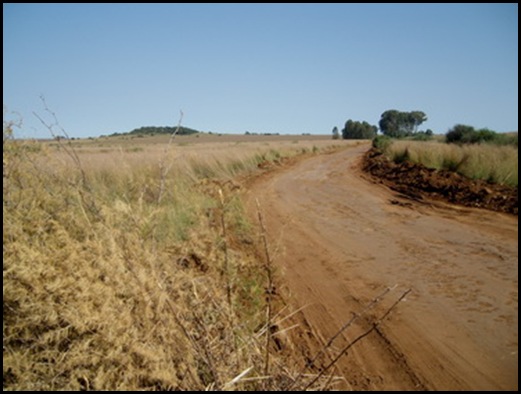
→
(286, 286, 393, 390)
(313, 286, 392, 365)
(32, 96, 102, 219)
(303, 288, 412, 390)
(33, 96, 85, 182)
(157, 110, 183, 204)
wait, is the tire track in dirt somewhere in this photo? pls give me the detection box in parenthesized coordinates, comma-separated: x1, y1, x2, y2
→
(245, 143, 518, 390)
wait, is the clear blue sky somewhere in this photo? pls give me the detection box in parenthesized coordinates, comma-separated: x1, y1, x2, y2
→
(3, 3, 518, 138)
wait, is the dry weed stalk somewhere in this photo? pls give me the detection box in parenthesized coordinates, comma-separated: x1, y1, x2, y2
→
(302, 288, 412, 390)
(315, 287, 391, 366)
(157, 110, 183, 204)
(3, 107, 24, 195)
(33, 95, 88, 189)
(218, 188, 232, 308)
(32, 96, 101, 219)
(217, 187, 241, 369)
(285, 286, 394, 390)
(255, 198, 274, 379)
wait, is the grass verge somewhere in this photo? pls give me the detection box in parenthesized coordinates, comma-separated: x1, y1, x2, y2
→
(383, 140, 518, 187)
(3, 128, 345, 390)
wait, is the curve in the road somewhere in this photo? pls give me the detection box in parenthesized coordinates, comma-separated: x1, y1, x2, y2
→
(245, 144, 518, 391)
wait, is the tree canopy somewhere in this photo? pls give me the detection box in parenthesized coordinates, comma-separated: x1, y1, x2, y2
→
(378, 110, 427, 138)
(342, 119, 377, 140)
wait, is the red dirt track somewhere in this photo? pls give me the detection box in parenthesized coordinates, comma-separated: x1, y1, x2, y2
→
(245, 143, 518, 390)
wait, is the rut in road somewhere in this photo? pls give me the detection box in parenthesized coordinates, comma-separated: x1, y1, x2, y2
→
(245, 143, 518, 391)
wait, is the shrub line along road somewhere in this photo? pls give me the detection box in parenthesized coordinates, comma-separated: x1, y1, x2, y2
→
(246, 143, 518, 390)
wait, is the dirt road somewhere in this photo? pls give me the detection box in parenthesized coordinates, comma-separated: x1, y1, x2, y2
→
(246, 143, 518, 390)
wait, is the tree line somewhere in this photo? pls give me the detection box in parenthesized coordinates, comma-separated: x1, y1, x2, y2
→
(110, 125, 200, 137)
(378, 110, 429, 138)
(335, 109, 516, 147)
(336, 109, 430, 140)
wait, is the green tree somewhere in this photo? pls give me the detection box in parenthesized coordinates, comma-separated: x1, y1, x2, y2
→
(408, 111, 428, 134)
(378, 110, 401, 137)
(379, 110, 427, 138)
(332, 126, 340, 140)
(342, 119, 377, 139)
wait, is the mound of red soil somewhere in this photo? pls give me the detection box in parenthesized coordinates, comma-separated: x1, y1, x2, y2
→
(362, 148, 518, 215)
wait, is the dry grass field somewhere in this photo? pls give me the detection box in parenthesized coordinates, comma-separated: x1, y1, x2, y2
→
(3, 130, 352, 390)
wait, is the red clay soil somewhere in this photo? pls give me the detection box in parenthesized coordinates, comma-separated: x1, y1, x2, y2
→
(244, 144, 518, 390)
(362, 148, 518, 215)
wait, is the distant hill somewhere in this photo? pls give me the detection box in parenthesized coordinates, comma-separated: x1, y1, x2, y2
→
(110, 126, 201, 137)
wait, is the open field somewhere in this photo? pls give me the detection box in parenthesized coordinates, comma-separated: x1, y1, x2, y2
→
(3, 132, 353, 390)
(42, 132, 333, 148)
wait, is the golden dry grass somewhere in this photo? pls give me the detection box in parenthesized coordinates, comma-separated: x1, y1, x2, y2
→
(385, 140, 518, 187)
(3, 132, 350, 390)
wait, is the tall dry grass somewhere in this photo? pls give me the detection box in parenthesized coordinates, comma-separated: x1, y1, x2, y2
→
(385, 140, 518, 187)
(3, 128, 348, 390)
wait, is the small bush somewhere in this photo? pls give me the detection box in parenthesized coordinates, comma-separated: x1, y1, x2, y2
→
(372, 135, 392, 151)
(446, 125, 517, 147)
(411, 131, 433, 141)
